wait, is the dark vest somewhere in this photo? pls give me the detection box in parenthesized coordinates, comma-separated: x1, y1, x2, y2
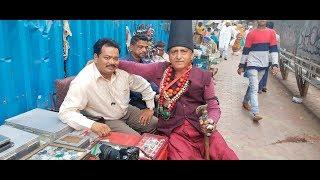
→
(156, 63, 213, 136)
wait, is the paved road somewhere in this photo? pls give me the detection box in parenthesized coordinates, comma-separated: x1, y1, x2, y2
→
(213, 51, 320, 160)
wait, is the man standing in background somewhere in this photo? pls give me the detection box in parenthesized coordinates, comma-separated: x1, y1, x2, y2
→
(152, 41, 169, 62)
(121, 34, 159, 109)
(219, 21, 234, 60)
(258, 21, 281, 93)
(237, 20, 279, 121)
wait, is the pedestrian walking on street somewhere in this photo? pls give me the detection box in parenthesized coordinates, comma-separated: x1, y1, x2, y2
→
(258, 21, 281, 93)
(231, 24, 245, 56)
(237, 20, 280, 121)
(218, 21, 234, 60)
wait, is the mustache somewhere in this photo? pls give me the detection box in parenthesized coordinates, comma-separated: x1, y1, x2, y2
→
(106, 65, 117, 68)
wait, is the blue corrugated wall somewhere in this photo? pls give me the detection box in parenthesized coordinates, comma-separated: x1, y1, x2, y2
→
(67, 20, 169, 76)
(0, 20, 169, 124)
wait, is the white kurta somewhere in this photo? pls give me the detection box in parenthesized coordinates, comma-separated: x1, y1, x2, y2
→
(218, 25, 234, 50)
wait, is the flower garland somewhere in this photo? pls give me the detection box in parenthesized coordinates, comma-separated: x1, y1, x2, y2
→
(158, 65, 192, 120)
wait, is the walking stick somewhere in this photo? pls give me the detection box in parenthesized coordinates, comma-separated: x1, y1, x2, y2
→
(196, 104, 211, 160)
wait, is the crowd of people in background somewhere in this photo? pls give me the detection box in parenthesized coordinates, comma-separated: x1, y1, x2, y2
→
(194, 20, 256, 60)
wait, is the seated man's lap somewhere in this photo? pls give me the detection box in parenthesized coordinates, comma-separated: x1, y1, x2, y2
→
(124, 105, 158, 134)
(168, 120, 204, 160)
(167, 120, 239, 160)
(103, 105, 157, 135)
(104, 120, 140, 136)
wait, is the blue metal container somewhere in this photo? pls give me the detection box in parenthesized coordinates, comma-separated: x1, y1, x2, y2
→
(0, 20, 169, 124)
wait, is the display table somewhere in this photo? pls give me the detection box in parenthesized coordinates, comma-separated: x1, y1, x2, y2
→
(0, 108, 168, 160)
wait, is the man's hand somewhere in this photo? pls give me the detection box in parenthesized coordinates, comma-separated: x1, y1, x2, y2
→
(271, 66, 279, 76)
(200, 118, 217, 137)
(140, 109, 154, 126)
(91, 122, 111, 137)
(237, 67, 244, 75)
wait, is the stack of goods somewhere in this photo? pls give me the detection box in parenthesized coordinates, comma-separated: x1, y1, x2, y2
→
(136, 133, 168, 160)
(5, 108, 73, 143)
(22, 143, 89, 160)
(54, 132, 91, 149)
(0, 135, 13, 153)
(0, 125, 40, 160)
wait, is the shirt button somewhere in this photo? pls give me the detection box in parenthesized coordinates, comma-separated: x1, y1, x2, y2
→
(183, 104, 186, 108)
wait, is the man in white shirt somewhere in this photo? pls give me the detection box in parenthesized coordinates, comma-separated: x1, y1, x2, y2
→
(218, 21, 235, 60)
(58, 38, 157, 137)
(152, 41, 169, 62)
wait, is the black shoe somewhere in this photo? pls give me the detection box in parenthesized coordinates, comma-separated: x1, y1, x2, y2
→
(224, 58, 227, 60)
(262, 88, 267, 92)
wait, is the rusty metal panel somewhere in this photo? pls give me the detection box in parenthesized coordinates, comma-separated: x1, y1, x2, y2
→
(274, 20, 320, 64)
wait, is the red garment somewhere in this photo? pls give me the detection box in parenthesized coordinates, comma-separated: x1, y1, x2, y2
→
(118, 61, 221, 123)
(118, 61, 238, 159)
(167, 120, 238, 160)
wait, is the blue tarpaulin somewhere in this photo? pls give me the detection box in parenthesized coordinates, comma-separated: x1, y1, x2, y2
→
(0, 20, 169, 124)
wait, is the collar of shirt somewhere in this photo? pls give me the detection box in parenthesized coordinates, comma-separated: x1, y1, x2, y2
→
(122, 53, 151, 64)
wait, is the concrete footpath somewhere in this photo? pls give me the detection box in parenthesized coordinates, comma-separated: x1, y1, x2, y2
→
(213, 52, 320, 159)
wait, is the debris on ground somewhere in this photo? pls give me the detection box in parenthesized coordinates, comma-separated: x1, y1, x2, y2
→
(292, 96, 303, 104)
(271, 135, 320, 144)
